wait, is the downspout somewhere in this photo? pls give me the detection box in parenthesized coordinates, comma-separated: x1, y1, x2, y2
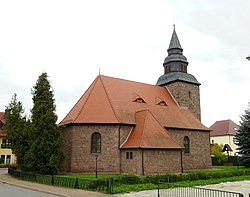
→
(141, 149, 144, 175)
(118, 124, 123, 174)
(181, 150, 184, 173)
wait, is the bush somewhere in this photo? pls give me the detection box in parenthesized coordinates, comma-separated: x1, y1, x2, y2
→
(212, 156, 223, 166)
(0, 158, 4, 164)
(228, 156, 239, 166)
(0, 164, 17, 168)
(119, 175, 141, 184)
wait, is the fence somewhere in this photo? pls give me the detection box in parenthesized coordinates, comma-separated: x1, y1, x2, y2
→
(8, 168, 113, 194)
(158, 182, 245, 197)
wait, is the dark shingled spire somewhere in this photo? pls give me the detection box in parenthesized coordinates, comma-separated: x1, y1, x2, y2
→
(168, 25, 182, 51)
(156, 26, 200, 86)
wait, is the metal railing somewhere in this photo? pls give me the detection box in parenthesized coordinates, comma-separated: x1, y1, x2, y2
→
(158, 182, 244, 197)
(8, 168, 113, 194)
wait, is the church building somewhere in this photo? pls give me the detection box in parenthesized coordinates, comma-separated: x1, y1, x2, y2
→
(59, 28, 212, 175)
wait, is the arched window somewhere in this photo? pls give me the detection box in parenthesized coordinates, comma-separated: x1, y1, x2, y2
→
(91, 132, 101, 153)
(183, 136, 190, 153)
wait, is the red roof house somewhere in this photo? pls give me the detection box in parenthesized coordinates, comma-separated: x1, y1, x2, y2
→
(209, 119, 239, 155)
(0, 112, 5, 137)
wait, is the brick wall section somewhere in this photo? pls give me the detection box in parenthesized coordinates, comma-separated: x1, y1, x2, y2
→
(61, 124, 211, 174)
(166, 82, 201, 120)
(61, 126, 73, 171)
(120, 150, 143, 175)
(120, 149, 182, 175)
(143, 150, 182, 174)
(61, 124, 133, 173)
(168, 129, 212, 171)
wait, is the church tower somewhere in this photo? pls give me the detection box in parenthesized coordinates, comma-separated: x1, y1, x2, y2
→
(156, 27, 201, 120)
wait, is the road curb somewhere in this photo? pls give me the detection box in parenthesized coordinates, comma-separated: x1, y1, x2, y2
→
(0, 180, 70, 197)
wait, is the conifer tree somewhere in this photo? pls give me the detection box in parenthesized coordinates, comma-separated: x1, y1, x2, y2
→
(26, 72, 64, 174)
(4, 93, 29, 168)
(235, 102, 250, 167)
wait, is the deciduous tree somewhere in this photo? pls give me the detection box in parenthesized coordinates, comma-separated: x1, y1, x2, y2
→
(211, 143, 227, 165)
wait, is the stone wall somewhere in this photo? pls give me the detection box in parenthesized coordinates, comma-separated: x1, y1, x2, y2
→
(120, 149, 143, 175)
(168, 129, 212, 171)
(120, 149, 182, 175)
(60, 126, 73, 171)
(143, 149, 182, 174)
(61, 124, 133, 173)
(166, 82, 201, 120)
(61, 124, 211, 174)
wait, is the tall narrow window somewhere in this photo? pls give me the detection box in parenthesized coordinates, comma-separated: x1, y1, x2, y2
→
(183, 136, 190, 153)
(91, 132, 101, 153)
(6, 155, 11, 164)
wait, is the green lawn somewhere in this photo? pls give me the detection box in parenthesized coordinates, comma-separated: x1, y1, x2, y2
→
(56, 166, 250, 194)
(57, 173, 120, 180)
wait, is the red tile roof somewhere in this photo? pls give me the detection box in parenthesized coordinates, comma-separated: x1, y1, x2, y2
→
(60, 75, 209, 131)
(121, 109, 183, 149)
(209, 119, 239, 136)
(0, 112, 4, 123)
(0, 112, 5, 137)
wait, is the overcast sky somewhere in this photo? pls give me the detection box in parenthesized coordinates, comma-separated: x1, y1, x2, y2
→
(0, 0, 249, 127)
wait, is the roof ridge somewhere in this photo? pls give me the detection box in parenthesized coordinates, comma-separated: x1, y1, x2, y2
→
(145, 109, 183, 148)
(100, 75, 164, 89)
(120, 126, 134, 148)
(138, 110, 149, 147)
(99, 76, 121, 123)
(61, 77, 98, 124)
(164, 86, 180, 107)
(74, 77, 99, 123)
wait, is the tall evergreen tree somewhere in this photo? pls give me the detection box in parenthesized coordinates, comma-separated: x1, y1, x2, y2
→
(4, 93, 29, 168)
(26, 72, 64, 174)
(235, 102, 250, 167)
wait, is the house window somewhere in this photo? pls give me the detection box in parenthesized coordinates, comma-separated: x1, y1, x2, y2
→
(6, 155, 11, 164)
(183, 136, 190, 153)
(126, 152, 133, 159)
(91, 132, 101, 154)
(0, 155, 5, 164)
(2, 138, 6, 144)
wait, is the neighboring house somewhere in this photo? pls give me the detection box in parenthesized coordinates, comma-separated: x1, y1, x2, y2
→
(0, 112, 16, 164)
(209, 119, 239, 156)
(59, 27, 212, 175)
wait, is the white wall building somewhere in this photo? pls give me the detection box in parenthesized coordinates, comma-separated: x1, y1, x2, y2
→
(209, 119, 239, 156)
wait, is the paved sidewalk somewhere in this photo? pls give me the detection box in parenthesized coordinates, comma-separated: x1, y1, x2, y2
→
(203, 181, 250, 197)
(0, 170, 110, 197)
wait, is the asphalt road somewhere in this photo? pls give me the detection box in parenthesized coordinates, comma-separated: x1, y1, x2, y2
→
(0, 182, 59, 197)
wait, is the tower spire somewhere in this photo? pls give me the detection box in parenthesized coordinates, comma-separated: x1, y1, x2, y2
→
(157, 26, 199, 85)
(168, 26, 182, 52)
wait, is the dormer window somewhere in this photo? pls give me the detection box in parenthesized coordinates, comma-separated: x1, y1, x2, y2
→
(155, 97, 167, 106)
(158, 101, 167, 106)
(134, 98, 145, 103)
